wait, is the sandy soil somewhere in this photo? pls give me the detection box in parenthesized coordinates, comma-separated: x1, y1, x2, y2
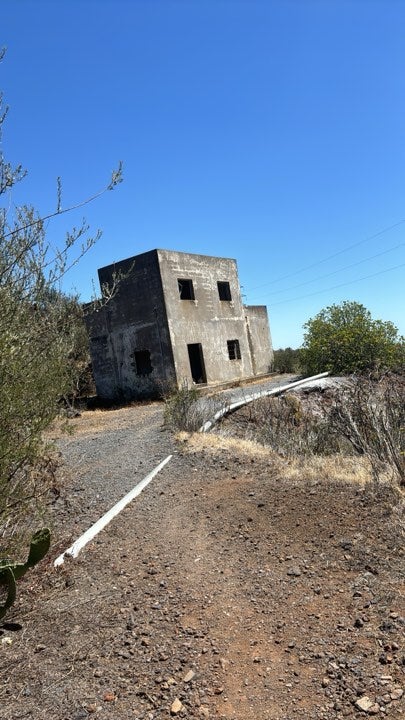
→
(0, 399, 404, 720)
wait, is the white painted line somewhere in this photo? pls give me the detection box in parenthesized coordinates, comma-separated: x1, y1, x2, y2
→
(199, 372, 330, 433)
(54, 454, 172, 567)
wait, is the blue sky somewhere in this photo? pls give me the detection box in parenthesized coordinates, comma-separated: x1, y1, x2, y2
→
(2, 0, 404, 348)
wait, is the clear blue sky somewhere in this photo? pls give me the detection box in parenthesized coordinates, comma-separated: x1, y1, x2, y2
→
(2, 0, 404, 348)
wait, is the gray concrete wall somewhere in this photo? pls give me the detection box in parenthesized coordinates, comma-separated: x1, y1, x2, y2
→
(157, 250, 254, 386)
(244, 305, 274, 375)
(86, 250, 176, 399)
(86, 248, 274, 398)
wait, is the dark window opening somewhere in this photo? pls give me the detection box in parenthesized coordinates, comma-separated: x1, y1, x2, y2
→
(178, 278, 195, 300)
(227, 339, 241, 360)
(218, 281, 232, 301)
(133, 350, 153, 376)
(187, 343, 207, 383)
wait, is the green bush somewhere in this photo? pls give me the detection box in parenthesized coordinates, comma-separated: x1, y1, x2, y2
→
(301, 301, 404, 375)
(272, 347, 302, 374)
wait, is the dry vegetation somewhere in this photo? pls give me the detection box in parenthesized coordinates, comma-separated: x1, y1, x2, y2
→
(206, 374, 405, 491)
(178, 430, 377, 487)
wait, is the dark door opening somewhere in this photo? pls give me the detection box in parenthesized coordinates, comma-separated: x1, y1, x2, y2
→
(187, 343, 207, 384)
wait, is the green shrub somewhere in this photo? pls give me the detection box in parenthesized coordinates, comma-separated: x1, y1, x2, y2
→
(301, 301, 404, 375)
(272, 347, 302, 374)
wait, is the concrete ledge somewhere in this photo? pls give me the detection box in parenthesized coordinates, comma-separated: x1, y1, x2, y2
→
(199, 372, 330, 433)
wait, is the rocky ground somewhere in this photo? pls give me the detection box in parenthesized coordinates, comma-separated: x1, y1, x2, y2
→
(0, 393, 403, 719)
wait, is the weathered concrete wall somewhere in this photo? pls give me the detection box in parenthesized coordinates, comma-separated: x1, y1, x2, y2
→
(244, 305, 274, 375)
(86, 248, 274, 398)
(86, 250, 176, 399)
(157, 250, 254, 386)
(84, 307, 118, 399)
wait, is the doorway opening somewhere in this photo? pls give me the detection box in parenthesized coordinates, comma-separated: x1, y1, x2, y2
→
(187, 343, 207, 384)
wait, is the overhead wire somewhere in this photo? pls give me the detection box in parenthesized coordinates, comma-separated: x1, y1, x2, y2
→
(247, 219, 405, 292)
(248, 242, 404, 300)
(266, 262, 405, 307)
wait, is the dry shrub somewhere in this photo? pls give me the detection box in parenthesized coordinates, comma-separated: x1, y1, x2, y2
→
(0, 453, 59, 560)
(164, 385, 223, 432)
(329, 374, 404, 486)
(221, 375, 404, 488)
(227, 392, 342, 458)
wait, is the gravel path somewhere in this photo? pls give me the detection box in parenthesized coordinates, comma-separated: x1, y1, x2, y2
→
(53, 375, 301, 548)
(1, 383, 403, 720)
(53, 403, 176, 549)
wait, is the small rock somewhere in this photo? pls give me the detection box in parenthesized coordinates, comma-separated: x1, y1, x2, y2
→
(390, 688, 403, 701)
(87, 704, 101, 714)
(183, 669, 196, 683)
(103, 691, 116, 702)
(287, 566, 301, 577)
(355, 696, 374, 712)
(171, 698, 184, 714)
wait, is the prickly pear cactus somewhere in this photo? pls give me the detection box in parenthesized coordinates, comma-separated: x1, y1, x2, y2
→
(0, 528, 50, 620)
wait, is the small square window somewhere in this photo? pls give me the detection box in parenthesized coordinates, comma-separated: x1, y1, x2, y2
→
(178, 278, 195, 300)
(218, 281, 232, 301)
(227, 339, 241, 360)
(133, 350, 153, 376)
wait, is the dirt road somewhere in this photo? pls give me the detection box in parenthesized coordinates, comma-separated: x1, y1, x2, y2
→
(1, 400, 404, 719)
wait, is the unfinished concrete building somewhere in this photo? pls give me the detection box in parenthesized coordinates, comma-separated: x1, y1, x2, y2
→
(85, 249, 273, 399)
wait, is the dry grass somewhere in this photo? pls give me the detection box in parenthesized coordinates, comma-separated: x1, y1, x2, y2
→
(177, 430, 378, 486)
(177, 430, 278, 460)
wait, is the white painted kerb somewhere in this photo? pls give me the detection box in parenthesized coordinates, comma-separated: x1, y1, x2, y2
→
(199, 372, 330, 433)
(54, 454, 172, 567)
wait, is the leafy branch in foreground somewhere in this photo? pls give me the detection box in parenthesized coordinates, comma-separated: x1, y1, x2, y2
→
(0, 51, 123, 553)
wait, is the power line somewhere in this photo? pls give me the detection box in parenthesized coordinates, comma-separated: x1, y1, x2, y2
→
(247, 219, 405, 292)
(267, 262, 405, 308)
(248, 242, 404, 299)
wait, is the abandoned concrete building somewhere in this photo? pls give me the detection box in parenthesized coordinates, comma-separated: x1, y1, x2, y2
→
(85, 249, 273, 399)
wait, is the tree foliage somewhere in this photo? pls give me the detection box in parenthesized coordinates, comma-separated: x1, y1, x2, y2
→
(272, 347, 302, 374)
(0, 51, 122, 551)
(301, 301, 404, 375)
